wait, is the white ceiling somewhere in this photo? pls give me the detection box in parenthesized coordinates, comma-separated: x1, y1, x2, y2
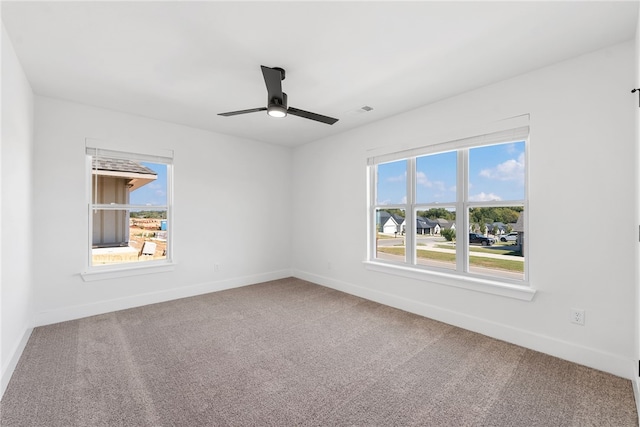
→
(2, 1, 638, 147)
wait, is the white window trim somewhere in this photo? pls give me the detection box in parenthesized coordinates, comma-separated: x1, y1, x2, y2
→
(362, 260, 535, 301)
(81, 261, 176, 282)
(83, 141, 175, 280)
(367, 122, 533, 300)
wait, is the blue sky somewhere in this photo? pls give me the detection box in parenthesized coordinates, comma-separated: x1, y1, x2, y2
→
(130, 162, 168, 206)
(376, 141, 525, 205)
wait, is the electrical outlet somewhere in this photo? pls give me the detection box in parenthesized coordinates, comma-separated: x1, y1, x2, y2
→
(214, 264, 220, 272)
(570, 308, 585, 325)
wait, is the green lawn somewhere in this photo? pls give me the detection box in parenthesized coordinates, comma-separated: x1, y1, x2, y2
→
(376, 233, 397, 240)
(376, 247, 524, 272)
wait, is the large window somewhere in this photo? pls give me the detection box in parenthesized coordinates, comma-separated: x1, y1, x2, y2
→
(86, 147, 173, 271)
(369, 126, 528, 286)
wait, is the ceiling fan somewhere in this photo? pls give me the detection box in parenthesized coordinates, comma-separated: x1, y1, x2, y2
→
(218, 66, 339, 125)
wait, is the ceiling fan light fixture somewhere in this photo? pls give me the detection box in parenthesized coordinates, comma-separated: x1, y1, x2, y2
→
(218, 66, 338, 125)
(267, 104, 287, 118)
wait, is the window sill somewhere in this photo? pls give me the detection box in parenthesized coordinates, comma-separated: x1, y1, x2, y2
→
(363, 260, 535, 301)
(81, 262, 176, 282)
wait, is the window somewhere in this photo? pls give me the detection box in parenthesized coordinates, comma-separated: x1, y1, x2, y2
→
(86, 147, 173, 273)
(368, 126, 528, 288)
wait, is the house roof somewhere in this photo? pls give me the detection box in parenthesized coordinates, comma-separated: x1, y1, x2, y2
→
(376, 211, 390, 222)
(92, 157, 157, 192)
(417, 217, 439, 229)
(93, 158, 157, 176)
(376, 211, 397, 226)
(513, 212, 525, 232)
(392, 214, 405, 224)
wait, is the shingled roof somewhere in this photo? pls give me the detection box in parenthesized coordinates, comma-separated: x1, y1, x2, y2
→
(513, 211, 525, 232)
(92, 157, 156, 176)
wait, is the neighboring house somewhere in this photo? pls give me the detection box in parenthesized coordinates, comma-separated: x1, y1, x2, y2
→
(436, 218, 455, 233)
(376, 211, 396, 234)
(376, 211, 405, 234)
(394, 214, 406, 234)
(92, 157, 157, 248)
(512, 211, 526, 254)
(487, 222, 508, 236)
(417, 217, 439, 235)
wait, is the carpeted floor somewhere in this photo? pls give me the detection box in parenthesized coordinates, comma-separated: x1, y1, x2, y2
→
(1, 277, 637, 426)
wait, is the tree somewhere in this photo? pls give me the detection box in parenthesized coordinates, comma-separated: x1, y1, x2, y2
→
(441, 228, 456, 242)
(417, 208, 455, 221)
(469, 207, 522, 226)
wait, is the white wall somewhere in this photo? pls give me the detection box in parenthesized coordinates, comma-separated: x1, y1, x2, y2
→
(31, 97, 292, 325)
(292, 41, 636, 379)
(1, 25, 35, 396)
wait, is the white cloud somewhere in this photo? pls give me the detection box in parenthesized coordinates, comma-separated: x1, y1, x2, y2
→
(416, 171, 430, 187)
(416, 171, 446, 192)
(387, 172, 406, 183)
(479, 153, 525, 182)
(505, 142, 519, 154)
(469, 192, 502, 202)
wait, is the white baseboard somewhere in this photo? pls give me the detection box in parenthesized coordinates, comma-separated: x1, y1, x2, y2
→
(34, 269, 292, 327)
(1, 327, 33, 401)
(293, 269, 634, 380)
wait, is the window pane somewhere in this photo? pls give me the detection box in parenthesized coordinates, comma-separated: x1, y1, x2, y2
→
(130, 162, 168, 206)
(375, 208, 406, 262)
(376, 160, 407, 205)
(92, 209, 167, 266)
(468, 141, 525, 202)
(92, 158, 167, 206)
(468, 207, 524, 281)
(416, 151, 456, 204)
(415, 208, 456, 270)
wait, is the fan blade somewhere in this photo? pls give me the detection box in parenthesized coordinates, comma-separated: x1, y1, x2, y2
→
(288, 107, 339, 125)
(261, 66, 284, 103)
(218, 107, 267, 117)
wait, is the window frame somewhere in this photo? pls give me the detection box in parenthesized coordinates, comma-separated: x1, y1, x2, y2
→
(366, 125, 533, 300)
(82, 146, 175, 281)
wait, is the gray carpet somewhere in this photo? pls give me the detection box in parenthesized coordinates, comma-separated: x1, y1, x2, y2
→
(1, 277, 637, 426)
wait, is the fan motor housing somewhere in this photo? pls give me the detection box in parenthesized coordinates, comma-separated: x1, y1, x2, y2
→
(267, 93, 288, 117)
(269, 92, 288, 109)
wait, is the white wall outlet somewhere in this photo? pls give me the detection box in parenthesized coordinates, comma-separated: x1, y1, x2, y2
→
(214, 264, 220, 272)
(570, 308, 585, 325)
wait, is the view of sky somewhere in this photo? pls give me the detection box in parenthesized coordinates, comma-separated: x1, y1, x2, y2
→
(129, 162, 168, 206)
(376, 141, 525, 205)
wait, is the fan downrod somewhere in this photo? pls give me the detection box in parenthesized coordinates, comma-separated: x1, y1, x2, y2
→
(273, 67, 285, 81)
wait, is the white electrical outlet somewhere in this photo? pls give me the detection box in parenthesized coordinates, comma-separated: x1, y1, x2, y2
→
(570, 308, 585, 325)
